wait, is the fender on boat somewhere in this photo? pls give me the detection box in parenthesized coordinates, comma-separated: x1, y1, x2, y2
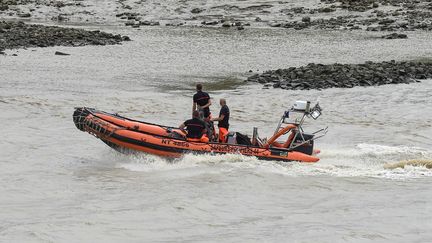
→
(287, 151, 319, 163)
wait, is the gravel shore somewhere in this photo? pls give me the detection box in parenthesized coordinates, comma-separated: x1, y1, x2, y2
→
(1, 0, 432, 31)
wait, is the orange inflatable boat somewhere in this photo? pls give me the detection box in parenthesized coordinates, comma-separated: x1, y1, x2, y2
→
(73, 101, 327, 163)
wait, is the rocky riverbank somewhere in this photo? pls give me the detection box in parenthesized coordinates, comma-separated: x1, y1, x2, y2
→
(102, 0, 432, 31)
(0, 21, 130, 52)
(247, 60, 432, 90)
(271, 0, 432, 31)
(1, 0, 432, 31)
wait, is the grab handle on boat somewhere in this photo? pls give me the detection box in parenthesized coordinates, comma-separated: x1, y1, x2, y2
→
(252, 127, 258, 145)
(264, 124, 297, 148)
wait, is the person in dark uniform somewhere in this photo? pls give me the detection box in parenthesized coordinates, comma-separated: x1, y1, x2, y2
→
(211, 99, 230, 143)
(192, 83, 212, 120)
(179, 110, 209, 142)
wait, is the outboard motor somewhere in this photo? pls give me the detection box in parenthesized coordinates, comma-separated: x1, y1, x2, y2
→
(291, 133, 314, 155)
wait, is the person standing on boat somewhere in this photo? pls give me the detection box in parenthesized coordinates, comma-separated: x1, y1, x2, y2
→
(211, 99, 230, 143)
(192, 83, 212, 120)
(179, 110, 209, 142)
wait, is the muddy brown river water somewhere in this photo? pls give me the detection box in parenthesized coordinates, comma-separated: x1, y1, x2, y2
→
(1, 26, 432, 242)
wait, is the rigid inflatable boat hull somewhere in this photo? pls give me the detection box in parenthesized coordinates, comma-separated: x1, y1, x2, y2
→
(73, 108, 320, 163)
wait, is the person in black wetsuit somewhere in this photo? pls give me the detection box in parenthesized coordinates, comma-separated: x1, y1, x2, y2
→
(192, 83, 211, 119)
(211, 99, 230, 143)
(179, 110, 208, 141)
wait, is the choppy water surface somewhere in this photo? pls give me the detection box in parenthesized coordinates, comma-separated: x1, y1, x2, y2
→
(1, 26, 432, 242)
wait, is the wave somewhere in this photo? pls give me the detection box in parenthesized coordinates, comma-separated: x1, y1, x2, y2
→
(384, 159, 432, 169)
(112, 143, 432, 179)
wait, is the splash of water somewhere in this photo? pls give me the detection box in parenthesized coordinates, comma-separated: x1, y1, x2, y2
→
(112, 143, 432, 179)
(384, 159, 432, 169)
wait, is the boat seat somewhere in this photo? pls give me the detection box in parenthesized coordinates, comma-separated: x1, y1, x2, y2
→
(226, 132, 237, 144)
(187, 135, 209, 143)
(170, 131, 187, 140)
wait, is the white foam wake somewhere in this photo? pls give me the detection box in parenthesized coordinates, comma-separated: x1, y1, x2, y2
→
(112, 143, 432, 179)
